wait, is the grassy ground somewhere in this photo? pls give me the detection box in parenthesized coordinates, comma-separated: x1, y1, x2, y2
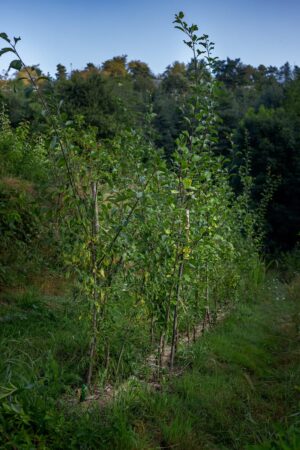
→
(0, 274, 299, 449)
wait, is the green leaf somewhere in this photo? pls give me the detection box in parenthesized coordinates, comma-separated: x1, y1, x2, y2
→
(190, 24, 198, 32)
(0, 32, 10, 43)
(204, 171, 212, 181)
(192, 154, 201, 162)
(183, 273, 191, 282)
(13, 36, 21, 45)
(183, 178, 192, 189)
(0, 47, 14, 57)
(8, 59, 22, 71)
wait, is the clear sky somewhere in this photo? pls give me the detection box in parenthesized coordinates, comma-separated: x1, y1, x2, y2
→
(1, 0, 299, 76)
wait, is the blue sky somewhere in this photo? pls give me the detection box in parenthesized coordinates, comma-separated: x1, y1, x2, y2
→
(1, 0, 299, 76)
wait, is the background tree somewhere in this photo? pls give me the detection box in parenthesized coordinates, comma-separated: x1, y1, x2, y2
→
(102, 55, 128, 78)
(55, 63, 67, 81)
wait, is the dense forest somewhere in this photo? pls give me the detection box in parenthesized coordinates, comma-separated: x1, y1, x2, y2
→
(0, 12, 299, 450)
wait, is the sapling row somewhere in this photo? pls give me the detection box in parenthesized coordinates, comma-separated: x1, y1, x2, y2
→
(0, 13, 260, 389)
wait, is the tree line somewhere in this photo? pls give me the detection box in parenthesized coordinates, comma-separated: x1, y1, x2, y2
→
(1, 47, 299, 252)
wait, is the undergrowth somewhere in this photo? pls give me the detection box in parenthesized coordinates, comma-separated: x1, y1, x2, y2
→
(0, 274, 299, 449)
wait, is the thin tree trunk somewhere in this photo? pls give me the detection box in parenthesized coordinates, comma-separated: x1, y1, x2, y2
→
(170, 255, 184, 370)
(105, 343, 110, 370)
(170, 168, 187, 370)
(185, 208, 190, 345)
(150, 312, 155, 346)
(159, 251, 179, 371)
(161, 293, 171, 355)
(206, 262, 209, 309)
(158, 332, 164, 371)
(87, 181, 100, 387)
(193, 284, 200, 342)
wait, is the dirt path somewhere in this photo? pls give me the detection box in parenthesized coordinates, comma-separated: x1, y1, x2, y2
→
(72, 306, 230, 408)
